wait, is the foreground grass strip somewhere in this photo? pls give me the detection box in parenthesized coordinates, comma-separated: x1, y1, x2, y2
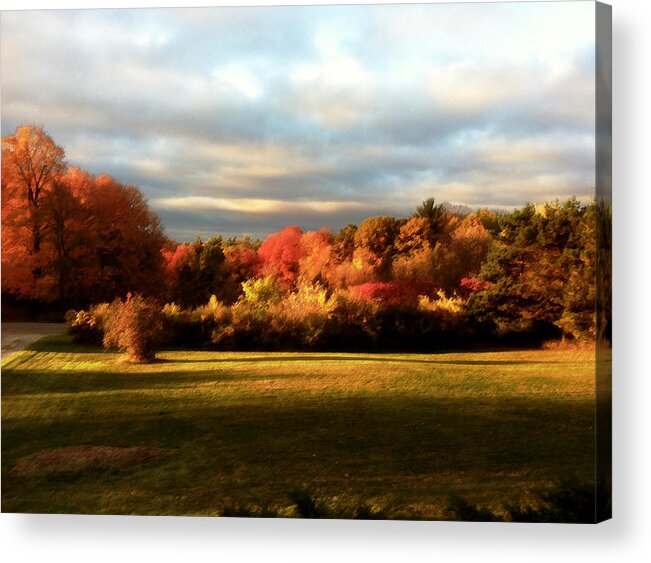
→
(1, 335, 595, 518)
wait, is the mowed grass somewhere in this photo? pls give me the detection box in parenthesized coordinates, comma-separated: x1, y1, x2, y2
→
(1, 335, 596, 518)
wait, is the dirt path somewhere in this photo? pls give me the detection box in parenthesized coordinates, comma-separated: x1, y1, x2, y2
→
(1, 323, 67, 360)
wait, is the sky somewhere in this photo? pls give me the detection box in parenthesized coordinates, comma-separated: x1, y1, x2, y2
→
(1, 2, 596, 242)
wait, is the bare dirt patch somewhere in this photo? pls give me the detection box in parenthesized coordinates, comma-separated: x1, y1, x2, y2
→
(12, 445, 165, 477)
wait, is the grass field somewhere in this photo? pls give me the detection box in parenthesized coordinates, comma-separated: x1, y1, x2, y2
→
(1, 335, 596, 519)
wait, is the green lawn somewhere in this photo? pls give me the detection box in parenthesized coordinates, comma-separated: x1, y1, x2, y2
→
(1, 335, 596, 519)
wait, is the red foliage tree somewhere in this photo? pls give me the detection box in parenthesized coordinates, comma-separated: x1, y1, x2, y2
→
(257, 226, 306, 287)
(162, 242, 195, 304)
(350, 281, 437, 307)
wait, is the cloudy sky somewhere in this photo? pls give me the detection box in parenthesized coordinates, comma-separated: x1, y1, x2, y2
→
(1, 2, 596, 241)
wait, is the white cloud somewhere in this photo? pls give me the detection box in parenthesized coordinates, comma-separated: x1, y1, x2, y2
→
(290, 55, 376, 127)
(133, 30, 172, 48)
(153, 196, 368, 215)
(212, 63, 263, 100)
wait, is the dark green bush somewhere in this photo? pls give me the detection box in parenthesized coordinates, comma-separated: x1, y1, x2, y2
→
(161, 302, 219, 349)
(320, 294, 378, 351)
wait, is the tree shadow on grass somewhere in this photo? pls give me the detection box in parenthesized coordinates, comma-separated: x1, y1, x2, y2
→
(25, 337, 574, 366)
(2, 395, 596, 516)
(24, 335, 103, 355)
(166, 355, 566, 366)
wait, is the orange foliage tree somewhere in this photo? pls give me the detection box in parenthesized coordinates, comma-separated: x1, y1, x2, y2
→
(2, 126, 66, 301)
(2, 126, 66, 253)
(2, 126, 169, 310)
(353, 216, 400, 280)
(81, 174, 168, 303)
(298, 229, 333, 284)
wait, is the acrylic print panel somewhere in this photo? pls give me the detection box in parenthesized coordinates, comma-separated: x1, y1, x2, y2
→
(0, 1, 611, 522)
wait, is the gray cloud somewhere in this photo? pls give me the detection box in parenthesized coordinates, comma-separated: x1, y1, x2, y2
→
(1, 3, 596, 241)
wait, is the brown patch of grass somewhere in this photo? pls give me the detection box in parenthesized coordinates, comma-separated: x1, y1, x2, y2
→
(12, 445, 165, 477)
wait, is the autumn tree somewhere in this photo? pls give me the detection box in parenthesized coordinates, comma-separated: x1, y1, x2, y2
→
(392, 217, 436, 284)
(468, 199, 596, 341)
(2, 126, 66, 303)
(298, 229, 333, 284)
(394, 216, 432, 255)
(2, 126, 65, 254)
(164, 237, 228, 308)
(323, 224, 361, 288)
(550, 200, 597, 340)
(221, 237, 261, 303)
(163, 243, 195, 306)
(258, 226, 306, 287)
(79, 174, 168, 303)
(446, 213, 493, 286)
(24, 167, 100, 308)
(3, 165, 94, 305)
(331, 224, 357, 264)
(353, 216, 400, 280)
(41, 176, 87, 305)
(476, 208, 503, 237)
(2, 139, 169, 310)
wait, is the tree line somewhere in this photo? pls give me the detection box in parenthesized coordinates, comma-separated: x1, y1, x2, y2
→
(3, 125, 606, 348)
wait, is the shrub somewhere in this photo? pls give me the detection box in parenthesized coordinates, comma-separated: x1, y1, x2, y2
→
(161, 296, 233, 349)
(65, 302, 114, 345)
(321, 292, 379, 350)
(459, 276, 490, 294)
(417, 291, 464, 315)
(241, 276, 282, 305)
(161, 284, 471, 352)
(266, 282, 335, 349)
(215, 299, 272, 350)
(103, 294, 164, 362)
(350, 280, 439, 307)
(66, 309, 101, 345)
(210, 282, 336, 351)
